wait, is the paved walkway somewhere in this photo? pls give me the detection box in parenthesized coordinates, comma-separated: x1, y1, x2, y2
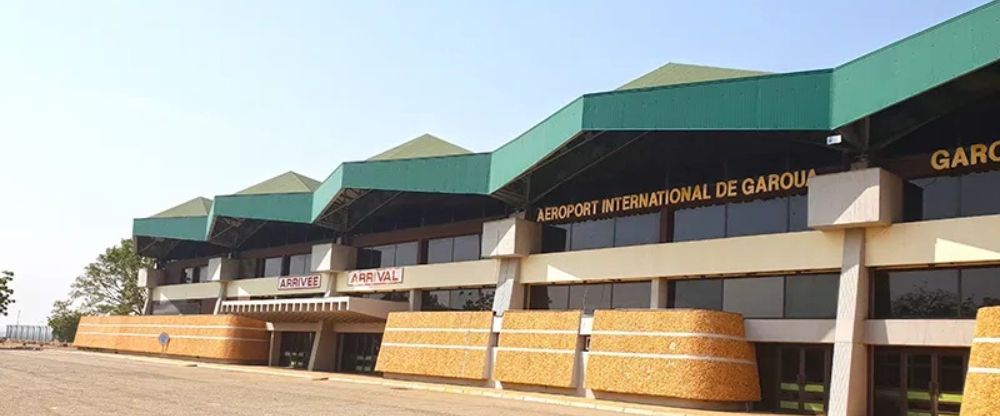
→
(0, 348, 765, 416)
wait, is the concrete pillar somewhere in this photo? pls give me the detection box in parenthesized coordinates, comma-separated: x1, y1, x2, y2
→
(827, 229, 869, 416)
(409, 289, 422, 311)
(142, 288, 154, 315)
(138, 268, 163, 316)
(269, 331, 282, 367)
(308, 321, 337, 372)
(650, 277, 669, 309)
(492, 258, 524, 316)
(206, 257, 238, 314)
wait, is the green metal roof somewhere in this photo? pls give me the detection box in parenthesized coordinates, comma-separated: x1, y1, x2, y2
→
(234, 171, 321, 195)
(368, 134, 472, 160)
(134, 2, 1000, 244)
(150, 197, 213, 218)
(617, 63, 771, 90)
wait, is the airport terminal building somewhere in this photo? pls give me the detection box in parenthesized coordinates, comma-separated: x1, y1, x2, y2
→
(76, 4, 1000, 416)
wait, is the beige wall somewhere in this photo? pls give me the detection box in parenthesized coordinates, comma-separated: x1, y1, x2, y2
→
(335, 259, 499, 293)
(808, 168, 902, 230)
(153, 282, 222, 301)
(865, 214, 1000, 267)
(744, 319, 836, 343)
(864, 320, 976, 347)
(520, 231, 844, 284)
(225, 274, 332, 298)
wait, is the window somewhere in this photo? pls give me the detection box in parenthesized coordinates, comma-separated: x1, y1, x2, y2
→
(421, 288, 494, 311)
(669, 274, 840, 318)
(528, 281, 651, 314)
(905, 171, 1000, 221)
(873, 266, 1000, 319)
(541, 213, 661, 253)
(669, 279, 723, 310)
(427, 234, 481, 264)
(182, 267, 199, 284)
(288, 254, 312, 276)
(357, 241, 419, 268)
(673, 196, 806, 242)
(356, 292, 410, 302)
(197, 265, 209, 282)
(723, 276, 784, 318)
(784, 273, 840, 318)
(262, 257, 283, 277)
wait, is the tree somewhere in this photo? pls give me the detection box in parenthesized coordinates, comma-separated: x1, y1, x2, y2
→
(0, 270, 13, 316)
(70, 239, 154, 315)
(48, 299, 83, 343)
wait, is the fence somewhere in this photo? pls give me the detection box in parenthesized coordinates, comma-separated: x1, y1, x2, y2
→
(3, 325, 54, 343)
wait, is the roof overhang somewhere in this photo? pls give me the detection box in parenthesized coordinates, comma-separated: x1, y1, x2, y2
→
(218, 296, 409, 323)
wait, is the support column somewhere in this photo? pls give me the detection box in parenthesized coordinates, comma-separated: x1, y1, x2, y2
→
(206, 257, 238, 314)
(137, 268, 163, 316)
(308, 321, 337, 372)
(480, 217, 539, 316)
(492, 258, 524, 315)
(409, 289, 422, 311)
(827, 229, 869, 416)
(650, 277, 669, 309)
(269, 331, 282, 367)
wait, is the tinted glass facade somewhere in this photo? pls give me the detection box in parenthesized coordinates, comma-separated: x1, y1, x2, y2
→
(357, 241, 419, 269)
(541, 213, 660, 253)
(421, 287, 495, 311)
(872, 266, 1000, 319)
(905, 171, 1000, 221)
(528, 281, 651, 314)
(673, 195, 808, 242)
(669, 273, 839, 318)
(427, 234, 481, 264)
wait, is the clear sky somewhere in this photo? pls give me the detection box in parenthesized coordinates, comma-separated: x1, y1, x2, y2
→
(0, 0, 990, 328)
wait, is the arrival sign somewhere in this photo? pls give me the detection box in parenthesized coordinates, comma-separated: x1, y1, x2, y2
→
(347, 267, 404, 287)
(277, 275, 322, 290)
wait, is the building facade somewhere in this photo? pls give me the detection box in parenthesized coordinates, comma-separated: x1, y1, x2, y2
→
(89, 4, 1000, 416)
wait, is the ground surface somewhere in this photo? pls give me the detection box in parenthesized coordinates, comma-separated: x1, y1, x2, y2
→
(0, 349, 623, 416)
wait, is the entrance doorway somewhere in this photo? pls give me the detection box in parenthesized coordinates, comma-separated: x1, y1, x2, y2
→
(872, 347, 968, 416)
(756, 344, 832, 414)
(337, 333, 383, 374)
(278, 331, 314, 369)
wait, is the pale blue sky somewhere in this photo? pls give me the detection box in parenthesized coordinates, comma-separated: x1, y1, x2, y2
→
(0, 0, 989, 327)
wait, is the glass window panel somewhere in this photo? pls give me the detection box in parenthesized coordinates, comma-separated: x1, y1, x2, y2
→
(394, 242, 419, 266)
(788, 194, 808, 232)
(668, 279, 722, 310)
(452, 234, 481, 262)
(784, 274, 840, 318)
(910, 176, 960, 220)
(238, 258, 257, 279)
(183, 267, 196, 284)
(726, 197, 789, 237)
(672, 204, 726, 242)
(289, 254, 311, 275)
(723, 276, 784, 318)
(421, 290, 450, 311)
(613, 213, 660, 247)
(960, 267, 1000, 317)
(367, 245, 395, 268)
(873, 350, 903, 416)
(426, 237, 454, 264)
(197, 266, 209, 282)
(262, 257, 283, 277)
(873, 269, 960, 318)
(960, 170, 1000, 217)
(570, 219, 614, 250)
(529, 285, 568, 310)
(541, 224, 570, 253)
(569, 284, 612, 314)
(450, 288, 493, 311)
(939, 354, 967, 394)
(611, 281, 651, 309)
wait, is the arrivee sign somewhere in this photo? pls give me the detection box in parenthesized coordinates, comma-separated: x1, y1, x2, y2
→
(347, 267, 404, 287)
(277, 275, 323, 290)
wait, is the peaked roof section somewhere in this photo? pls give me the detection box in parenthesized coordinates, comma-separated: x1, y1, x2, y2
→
(150, 197, 213, 218)
(368, 134, 472, 160)
(235, 171, 321, 195)
(617, 63, 771, 90)
(134, 1, 1000, 244)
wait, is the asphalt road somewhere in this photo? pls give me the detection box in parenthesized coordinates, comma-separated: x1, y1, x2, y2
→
(0, 349, 622, 416)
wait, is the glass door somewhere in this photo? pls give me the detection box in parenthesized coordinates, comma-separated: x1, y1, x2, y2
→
(278, 331, 314, 369)
(778, 346, 831, 414)
(337, 333, 383, 374)
(871, 347, 968, 416)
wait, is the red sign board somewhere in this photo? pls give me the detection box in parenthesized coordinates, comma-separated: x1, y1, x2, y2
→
(347, 267, 404, 287)
(277, 275, 322, 291)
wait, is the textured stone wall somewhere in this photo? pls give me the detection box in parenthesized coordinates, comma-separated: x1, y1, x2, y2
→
(585, 309, 760, 403)
(375, 311, 494, 380)
(962, 306, 1000, 416)
(74, 314, 269, 363)
(493, 310, 581, 388)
